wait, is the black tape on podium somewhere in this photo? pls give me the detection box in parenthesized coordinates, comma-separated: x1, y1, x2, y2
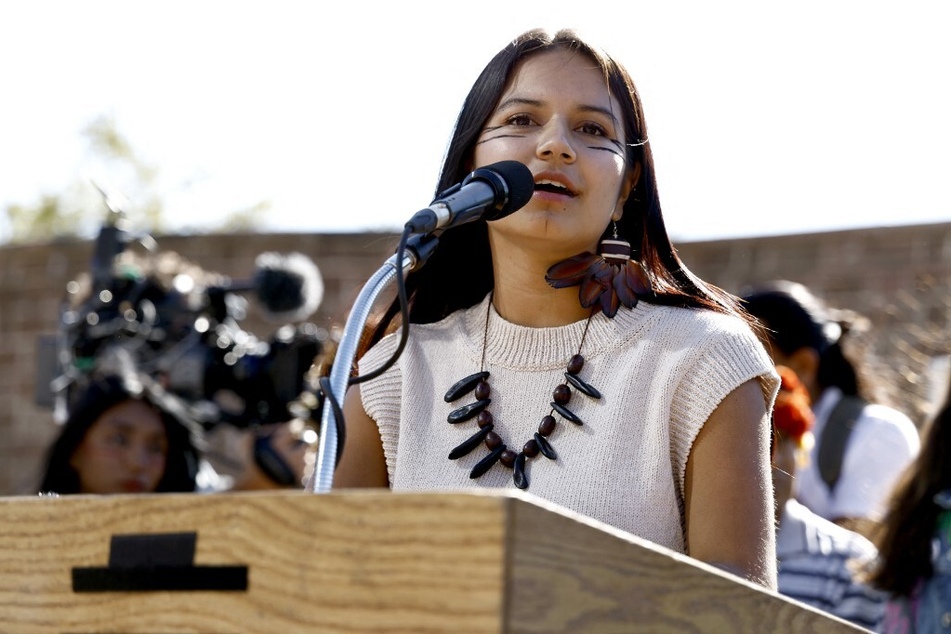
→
(72, 532, 248, 592)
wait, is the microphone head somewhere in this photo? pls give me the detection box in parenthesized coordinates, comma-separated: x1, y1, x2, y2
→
(468, 160, 534, 221)
(253, 252, 324, 322)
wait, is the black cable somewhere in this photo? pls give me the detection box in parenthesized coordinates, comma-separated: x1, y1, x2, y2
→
(319, 376, 346, 467)
(323, 225, 431, 469)
(348, 225, 413, 385)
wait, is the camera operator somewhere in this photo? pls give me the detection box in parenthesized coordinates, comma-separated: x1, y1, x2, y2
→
(40, 214, 328, 493)
(204, 420, 312, 491)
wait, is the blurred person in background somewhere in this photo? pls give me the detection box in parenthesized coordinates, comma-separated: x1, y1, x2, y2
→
(742, 281, 920, 540)
(867, 376, 951, 633)
(772, 365, 886, 630)
(203, 419, 312, 491)
(38, 373, 311, 494)
(38, 374, 199, 494)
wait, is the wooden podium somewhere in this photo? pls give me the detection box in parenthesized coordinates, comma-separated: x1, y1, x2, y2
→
(0, 489, 863, 633)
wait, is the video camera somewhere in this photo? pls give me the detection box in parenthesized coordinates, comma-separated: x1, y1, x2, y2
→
(39, 194, 327, 432)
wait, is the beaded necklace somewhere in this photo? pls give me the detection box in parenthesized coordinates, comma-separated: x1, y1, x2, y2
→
(443, 296, 601, 489)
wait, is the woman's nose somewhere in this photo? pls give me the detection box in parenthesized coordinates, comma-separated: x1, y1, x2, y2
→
(125, 445, 151, 471)
(536, 120, 576, 163)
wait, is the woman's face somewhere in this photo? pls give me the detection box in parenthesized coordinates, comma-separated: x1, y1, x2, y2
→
(69, 399, 169, 494)
(473, 48, 635, 258)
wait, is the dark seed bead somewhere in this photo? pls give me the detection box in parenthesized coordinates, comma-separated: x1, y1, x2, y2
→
(485, 432, 503, 450)
(552, 384, 571, 404)
(566, 354, 585, 375)
(538, 415, 556, 436)
(475, 380, 490, 400)
(447, 399, 490, 424)
(470, 445, 505, 479)
(500, 449, 518, 468)
(552, 401, 583, 425)
(448, 424, 493, 460)
(534, 432, 557, 460)
(477, 410, 494, 427)
(513, 453, 528, 489)
(444, 371, 490, 402)
(523, 439, 540, 457)
(564, 372, 602, 399)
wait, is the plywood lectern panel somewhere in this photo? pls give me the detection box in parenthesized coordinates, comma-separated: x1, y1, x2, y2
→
(0, 490, 509, 633)
(0, 489, 863, 633)
(506, 497, 862, 633)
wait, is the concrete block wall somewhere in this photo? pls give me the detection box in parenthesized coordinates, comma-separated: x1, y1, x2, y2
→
(677, 223, 951, 420)
(1, 223, 948, 495)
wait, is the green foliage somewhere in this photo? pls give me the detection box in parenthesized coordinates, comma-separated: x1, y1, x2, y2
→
(217, 201, 273, 233)
(4, 194, 85, 243)
(1, 114, 266, 245)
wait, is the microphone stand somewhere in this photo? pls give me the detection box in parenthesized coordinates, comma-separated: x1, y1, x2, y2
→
(308, 232, 438, 493)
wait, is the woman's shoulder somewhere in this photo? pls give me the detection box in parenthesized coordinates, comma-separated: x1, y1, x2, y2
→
(627, 301, 777, 391)
(605, 302, 774, 389)
(861, 399, 914, 423)
(859, 400, 920, 441)
(633, 300, 760, 341)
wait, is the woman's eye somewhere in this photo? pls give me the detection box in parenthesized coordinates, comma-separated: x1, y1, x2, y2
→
(579, 122, 607, 137)
(108, 433, 130, 447)
(506, 114, 534, 127)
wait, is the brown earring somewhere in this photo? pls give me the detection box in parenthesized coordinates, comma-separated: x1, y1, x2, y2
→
(600, 220, 631, 263)
(545, 221, 651, 318)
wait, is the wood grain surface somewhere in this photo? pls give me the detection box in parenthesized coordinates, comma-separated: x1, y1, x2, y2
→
(0, 489, 864, 633)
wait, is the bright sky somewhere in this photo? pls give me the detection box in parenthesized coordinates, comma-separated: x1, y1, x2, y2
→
(1, 1, 949, 244)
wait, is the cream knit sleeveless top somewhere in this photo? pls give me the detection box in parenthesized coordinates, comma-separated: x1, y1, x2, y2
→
(359, 294, 778, 553)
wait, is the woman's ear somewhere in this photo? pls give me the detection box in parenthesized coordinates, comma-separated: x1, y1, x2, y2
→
(613, 163, 642, 221)
(628, 161, 642, 193)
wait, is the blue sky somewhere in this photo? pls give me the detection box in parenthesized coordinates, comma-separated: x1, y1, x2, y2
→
(1, 1, 949, 243)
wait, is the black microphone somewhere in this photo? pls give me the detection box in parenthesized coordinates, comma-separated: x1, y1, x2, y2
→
(404, 160, 534, 234)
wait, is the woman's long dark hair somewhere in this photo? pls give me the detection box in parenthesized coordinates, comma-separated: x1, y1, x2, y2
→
(741, 280, 866, 398)
(363, 28, 749, 353)
(38, 375, 199, 494)
(867, 381, 951, 596)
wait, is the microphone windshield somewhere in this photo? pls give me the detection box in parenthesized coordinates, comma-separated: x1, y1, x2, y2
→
(253, 252, 323, 322)
(475, 160, 534, 220)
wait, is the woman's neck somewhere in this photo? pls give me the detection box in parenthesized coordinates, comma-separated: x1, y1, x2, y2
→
(490, 247, 593, 327)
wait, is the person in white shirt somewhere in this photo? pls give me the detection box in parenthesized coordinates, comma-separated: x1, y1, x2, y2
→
(743, 281, 920, 540)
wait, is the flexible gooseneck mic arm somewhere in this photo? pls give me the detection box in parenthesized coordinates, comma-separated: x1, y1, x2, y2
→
(308, 161, 533, 493)
(307, 233, 438, 493)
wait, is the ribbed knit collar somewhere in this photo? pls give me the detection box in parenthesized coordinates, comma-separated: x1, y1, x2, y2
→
(460, 292, 650, 370)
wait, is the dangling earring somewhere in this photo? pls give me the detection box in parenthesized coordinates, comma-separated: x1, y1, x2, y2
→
(545, 220, 651, 318)
(599, 220, 631, 264)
